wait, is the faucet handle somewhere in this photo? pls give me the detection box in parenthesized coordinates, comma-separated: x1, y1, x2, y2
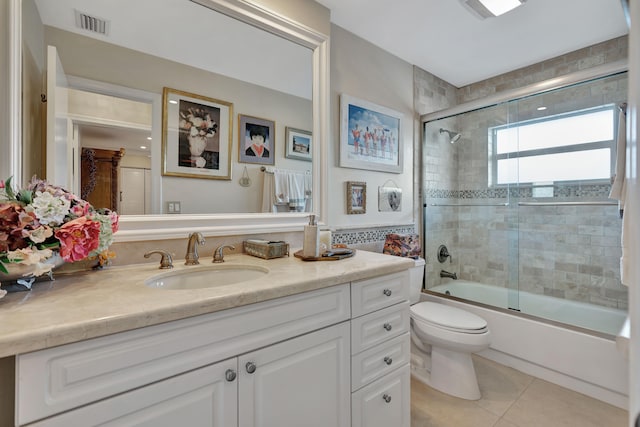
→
(213, 245, 235, 263)
(144, 250, 174, 269)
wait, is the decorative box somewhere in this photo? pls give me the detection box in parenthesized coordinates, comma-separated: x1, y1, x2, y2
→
(244, 239, 290, 259)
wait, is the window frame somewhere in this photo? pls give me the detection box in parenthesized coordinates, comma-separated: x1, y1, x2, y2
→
(489, 104, 618, 187)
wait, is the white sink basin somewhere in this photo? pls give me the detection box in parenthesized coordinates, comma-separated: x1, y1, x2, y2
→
(145, 264, 269, 290)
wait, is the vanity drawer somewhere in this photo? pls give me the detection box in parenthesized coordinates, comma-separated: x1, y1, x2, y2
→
(16, 284, 350, 426)
(351, 364, 410, 427)
(351, 332, 410, 391)
(351, 302, 409, 354)
(351, 271, 409, 318)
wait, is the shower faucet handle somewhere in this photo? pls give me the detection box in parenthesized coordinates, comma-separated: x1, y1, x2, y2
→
(437, 245, 451, 263)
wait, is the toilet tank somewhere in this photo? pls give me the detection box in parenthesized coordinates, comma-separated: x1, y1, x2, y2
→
(409, 257, 426, 304)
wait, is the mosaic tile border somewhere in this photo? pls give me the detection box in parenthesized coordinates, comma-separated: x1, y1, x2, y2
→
(332, 225, 416, 246)
(425, 183, 612, 200)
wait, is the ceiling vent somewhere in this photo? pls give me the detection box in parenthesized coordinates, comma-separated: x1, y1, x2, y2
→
(74, 10, 110, 36)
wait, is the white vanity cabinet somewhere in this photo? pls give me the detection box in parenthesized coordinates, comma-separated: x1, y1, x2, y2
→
(16, 285, 351, 427)
(14, 268, 412, 427)
(350, 271, 411, 427)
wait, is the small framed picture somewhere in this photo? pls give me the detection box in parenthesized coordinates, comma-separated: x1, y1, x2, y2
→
(238, 114, 275, 165)
(161, 87, 233, 180)
(346, 181, 366, 215)
(285, 127, 312, 162)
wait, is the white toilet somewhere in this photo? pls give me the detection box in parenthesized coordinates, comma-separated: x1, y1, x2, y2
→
(408, 258, 491, 400)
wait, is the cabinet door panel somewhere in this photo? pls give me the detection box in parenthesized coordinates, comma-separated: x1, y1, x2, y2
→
(352, 365, 410, 427)
(239, 322, 350, 427)
(29, 359, 237, 427)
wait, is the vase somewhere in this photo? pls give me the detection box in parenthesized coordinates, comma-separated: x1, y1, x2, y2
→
(188, 135, 207, 168)
(0, 252, 65, 288)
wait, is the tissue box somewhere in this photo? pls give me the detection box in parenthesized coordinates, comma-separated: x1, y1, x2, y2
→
(244, 239, 290, 259)
(383, 233, 421, 258)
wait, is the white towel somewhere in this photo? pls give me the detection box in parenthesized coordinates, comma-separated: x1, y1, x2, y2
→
(286, 172, 307, 212)
(261, 172, 277, 212)
(609, 106, 627, 211)
(609, 106, 628, 286)
(262, 170, 311, 212)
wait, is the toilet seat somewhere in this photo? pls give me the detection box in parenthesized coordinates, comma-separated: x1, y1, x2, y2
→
(410, 302, 488, 334)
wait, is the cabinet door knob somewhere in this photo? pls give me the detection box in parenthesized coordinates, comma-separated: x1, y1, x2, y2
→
(383, 322, 392, 331)
(246, 361, 257, 374)
(383, 356, 393, 365)
(225, 369, 237, 382)
(383, 289, 392, 297)
(382, 393, 392, 403)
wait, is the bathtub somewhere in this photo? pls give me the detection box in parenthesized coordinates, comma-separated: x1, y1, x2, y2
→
(424, 280, 629, 409)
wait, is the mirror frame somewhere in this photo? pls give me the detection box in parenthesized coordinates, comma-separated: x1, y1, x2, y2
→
(8, 0, 329, 242)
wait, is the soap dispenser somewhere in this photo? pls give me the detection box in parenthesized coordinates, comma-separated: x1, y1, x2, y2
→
(302, 214, 320, 258)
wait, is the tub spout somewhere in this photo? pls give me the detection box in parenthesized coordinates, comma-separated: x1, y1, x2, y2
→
(440, 270, 457, 280)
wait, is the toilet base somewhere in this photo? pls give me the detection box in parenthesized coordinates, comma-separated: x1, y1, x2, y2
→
(411, 344, 481, 400)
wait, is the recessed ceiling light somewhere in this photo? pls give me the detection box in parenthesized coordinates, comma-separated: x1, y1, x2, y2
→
(169, 100, 178, 104)
(147, 136, 152, 140)
(140, 145, 147, 150)
(462, 0, 526, 19)
(537, 106, 547, 111)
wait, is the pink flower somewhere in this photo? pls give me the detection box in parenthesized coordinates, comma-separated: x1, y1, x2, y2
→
(0, 180, 4, 189)
(54, 217, 101, 262)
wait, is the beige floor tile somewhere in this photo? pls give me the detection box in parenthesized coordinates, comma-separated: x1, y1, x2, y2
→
(473, 355, 534, 417)
(411, 377, 500, 427)
(502, 378, 628, 427)
(494, 419, 519, 427)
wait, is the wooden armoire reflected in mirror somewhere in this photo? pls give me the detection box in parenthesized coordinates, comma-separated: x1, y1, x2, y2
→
(80, 147, 124, 211)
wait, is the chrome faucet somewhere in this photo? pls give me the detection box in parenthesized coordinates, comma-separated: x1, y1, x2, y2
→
(185, 232, 205, 265)
(440, 270, 457, 280)
(213, 245, 235, 263)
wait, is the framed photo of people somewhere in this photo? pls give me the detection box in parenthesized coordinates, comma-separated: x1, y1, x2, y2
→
(161, 87, 233, 180)
(238, 114, 275, 165)
(339, 94, 403, 173)
(346, 181, 366, 215)
(285, 127, 312, 162)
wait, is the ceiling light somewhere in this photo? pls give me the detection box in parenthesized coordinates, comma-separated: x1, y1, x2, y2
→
(169, 100, 178, 104)
(537, 106, 547, 111)
(140, 145, 147, 150)
(147, 136, 152, 140)
(462, 0, 526, 19)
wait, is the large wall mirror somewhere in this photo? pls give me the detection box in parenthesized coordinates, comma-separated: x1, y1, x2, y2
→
(10, 0, 329, 241)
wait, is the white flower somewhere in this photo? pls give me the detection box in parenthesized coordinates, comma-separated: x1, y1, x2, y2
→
(6, 247, 53, 265)
(23, 225, 53, 243)
(0, 289, 6, 300)
(27, 191, 71, 225)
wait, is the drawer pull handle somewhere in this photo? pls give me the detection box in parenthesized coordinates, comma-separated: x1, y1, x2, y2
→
(383, 289, 392, 297)
(383, 322, 392, 331)
(382, 393, 392, 403)
(384, 356, 393, 365)
(225, 369, 237, 382)
(246, 362, 257, 374)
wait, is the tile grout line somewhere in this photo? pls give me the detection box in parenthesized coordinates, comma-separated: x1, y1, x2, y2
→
(491, 375, 537, 426)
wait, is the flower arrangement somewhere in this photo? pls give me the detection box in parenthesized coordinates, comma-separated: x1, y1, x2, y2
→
(179, 107, 218, 139)
(0, 176, 119, 283)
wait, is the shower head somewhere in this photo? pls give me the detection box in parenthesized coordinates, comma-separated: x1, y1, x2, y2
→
(439, 128, 461, 143)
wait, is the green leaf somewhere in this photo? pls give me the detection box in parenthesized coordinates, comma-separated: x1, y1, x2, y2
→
(4, 176, 16, 200)
(0, 261, 8, 275)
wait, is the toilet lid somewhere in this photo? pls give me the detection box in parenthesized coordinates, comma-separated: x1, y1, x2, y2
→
(411, 302, 488, 334)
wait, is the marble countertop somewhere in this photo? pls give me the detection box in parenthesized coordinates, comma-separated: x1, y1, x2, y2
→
(0, 250, 414, 358)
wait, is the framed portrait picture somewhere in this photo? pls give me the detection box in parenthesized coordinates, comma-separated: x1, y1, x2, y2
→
(346, 181, 366, 215)
(285, 127, 312, 162)
(340, 94, 403, 173)
(161, 87, 233, 180)
(238, 114, 275, 165)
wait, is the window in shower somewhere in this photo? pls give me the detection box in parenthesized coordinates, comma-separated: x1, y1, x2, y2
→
(489, 104, 617, 186)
